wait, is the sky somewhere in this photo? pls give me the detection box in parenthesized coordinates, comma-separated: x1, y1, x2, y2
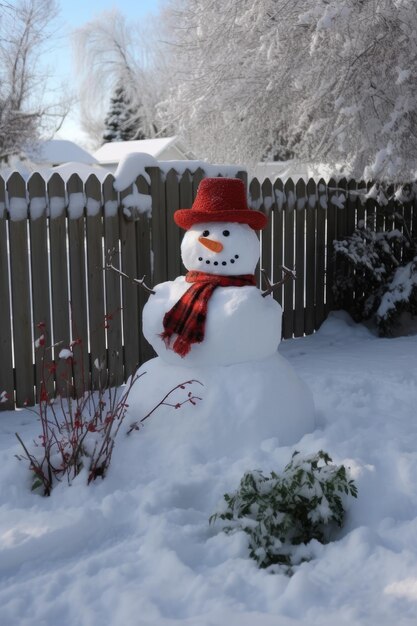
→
(50, 0, 163, 148)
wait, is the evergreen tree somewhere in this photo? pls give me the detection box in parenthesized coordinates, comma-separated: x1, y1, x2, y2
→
(102, 85, 145, 143)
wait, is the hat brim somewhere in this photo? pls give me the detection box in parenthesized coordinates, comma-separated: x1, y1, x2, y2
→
(174, 208, 267, 231)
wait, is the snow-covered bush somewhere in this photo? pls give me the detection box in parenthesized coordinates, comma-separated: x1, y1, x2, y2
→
(333, 201, 417, 335)
(210, 451, 357, 571)
(376, 257, 417, 334)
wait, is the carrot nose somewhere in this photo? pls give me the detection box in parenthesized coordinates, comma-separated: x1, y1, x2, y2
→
(198, 236, 224, 253)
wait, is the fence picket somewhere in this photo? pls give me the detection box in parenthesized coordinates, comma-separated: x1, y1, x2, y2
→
(67, 173, 89, 396)
(192, 168, 205, 197)
(402, 185, 414, 263)
(249, 178, 262, 287)
(47, 173, 71, 397)
(294, 179, 306, 337)
(149, 167, 167, 286)
(0, 175, 14, 410)
(335, 178, 349, 310)
(85, 174, 106, 389)
(135, 175, 154, 364)
(356, 180, 366, 225)
(305, 179, 316, 335)
(7, 173, 34, 406)
(326, 178, 338, 313)
(119, 184, 139, 380)
(103, 174, 124, 385)
(260, 177, 273, 290)
(178, 169, 194, 270)
(347, 179, 357, 235)
(28, 173, 53, 401)
(283, 178, 295, 339)
(343, 179, 358, 310)
(165, 168, 181, 281)
(272, 178, 284, 306)
(315, 179, 327, 329)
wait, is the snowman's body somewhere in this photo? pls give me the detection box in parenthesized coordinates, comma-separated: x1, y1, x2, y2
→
(143, 275, 281, 367)
(130, 212, 315, 454)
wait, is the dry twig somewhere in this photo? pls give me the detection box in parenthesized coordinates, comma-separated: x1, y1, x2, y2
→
(261, 266, 296, 298)
(105, 247, 155, 295)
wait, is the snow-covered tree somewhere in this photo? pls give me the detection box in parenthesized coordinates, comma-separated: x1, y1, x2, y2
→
(160, 0, 417, 179)
(73, 10, 171, 146)
(0, 0, 69, 161)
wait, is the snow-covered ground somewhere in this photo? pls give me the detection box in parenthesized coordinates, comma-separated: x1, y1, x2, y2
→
(1, 312, 417, 626)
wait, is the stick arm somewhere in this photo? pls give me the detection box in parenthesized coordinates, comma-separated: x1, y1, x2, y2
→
(261, 266, 296, 298)
(105, 248, 155, 295)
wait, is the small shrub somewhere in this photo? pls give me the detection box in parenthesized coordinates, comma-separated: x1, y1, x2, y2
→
(210, 450, 357, 571)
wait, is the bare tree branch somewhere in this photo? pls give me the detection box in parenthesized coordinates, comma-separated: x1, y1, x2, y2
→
(0, 0, 70, 161)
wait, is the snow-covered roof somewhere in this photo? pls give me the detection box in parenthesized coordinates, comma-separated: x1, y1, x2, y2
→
(93, 137, 192, 164)
(27, 140, 98, 165)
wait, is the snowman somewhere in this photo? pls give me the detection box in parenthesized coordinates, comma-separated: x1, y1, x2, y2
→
(128, 178, 315, 458)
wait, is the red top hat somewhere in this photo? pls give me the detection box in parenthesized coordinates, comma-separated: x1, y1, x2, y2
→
(174, 177, 267, 231)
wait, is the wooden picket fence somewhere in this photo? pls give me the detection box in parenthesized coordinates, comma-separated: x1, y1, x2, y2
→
(1, 167, 415, 410)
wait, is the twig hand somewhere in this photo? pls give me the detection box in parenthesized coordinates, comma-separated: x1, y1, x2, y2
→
(261, 266, 296, 298)
(105, 248, 155, 295)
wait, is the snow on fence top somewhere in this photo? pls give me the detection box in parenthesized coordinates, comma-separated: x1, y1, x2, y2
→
(0, 154, 245, 221)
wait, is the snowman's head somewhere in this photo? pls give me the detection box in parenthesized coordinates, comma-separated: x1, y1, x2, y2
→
(181, 221, 260, 275)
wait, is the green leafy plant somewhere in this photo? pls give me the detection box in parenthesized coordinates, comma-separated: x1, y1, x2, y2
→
(210, 450, 357, 571)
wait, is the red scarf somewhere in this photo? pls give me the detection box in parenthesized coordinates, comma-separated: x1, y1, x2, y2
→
(160, 270, 256, 357)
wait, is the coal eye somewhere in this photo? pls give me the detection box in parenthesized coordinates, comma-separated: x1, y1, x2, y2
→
(202, 230, 210, 237)
(222, 230, 230, 237)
